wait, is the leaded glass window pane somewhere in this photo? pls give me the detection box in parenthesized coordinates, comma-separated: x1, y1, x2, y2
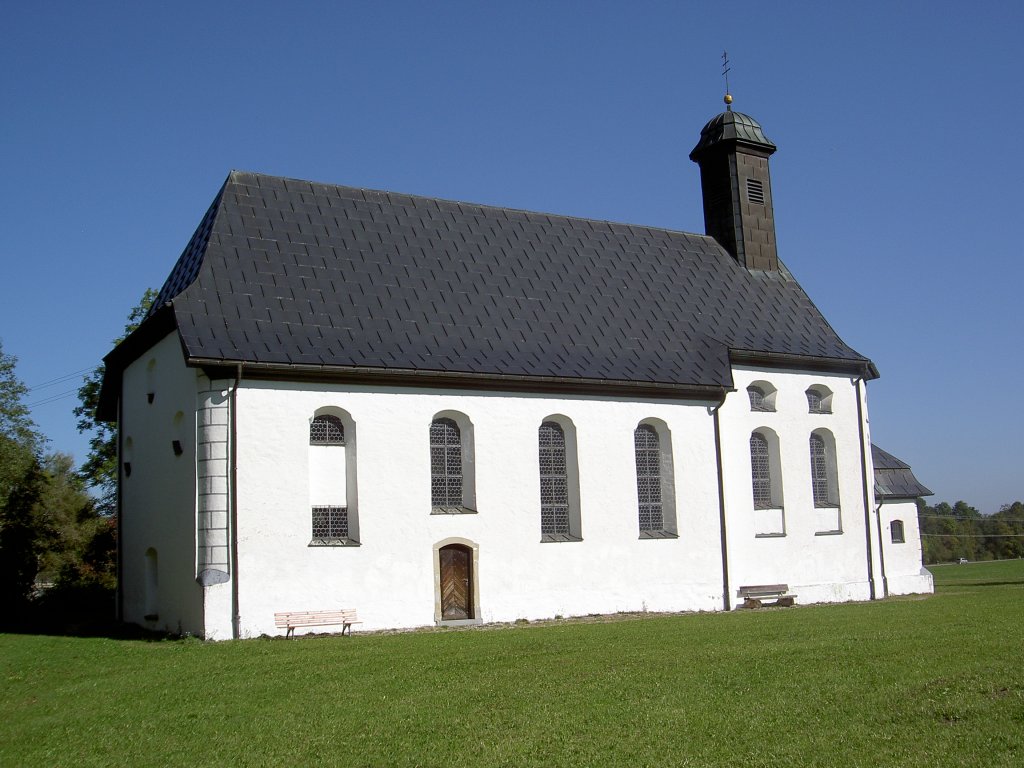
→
(806, 389, 823, 413)
(310, 415, 345, 445)
(810, 434, 831, 507)
(748, 386, 768, 412)
(430, 418, 463, 507)
(635, 424, 664, 532)
(312, 505, 348, 539)
(750, 432, 772, 509)
(539, 422, 569, 535)
(891, 520, 905, 544)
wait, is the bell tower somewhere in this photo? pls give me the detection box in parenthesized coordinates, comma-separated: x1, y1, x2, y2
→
(689, 94, 779, 271)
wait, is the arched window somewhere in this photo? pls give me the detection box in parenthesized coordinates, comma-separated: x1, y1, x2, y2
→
(748, 386, 767, 411)
(635, 425, 663, 533)
(750, 432, 773, 510)
(539, 422, 569, 537)
(809, 433, 831, 507)
(806, 386, 833, 414)
(750, 429, 785, 536)
(538, 418, 582, 542)
(430, 418, 463, 510)
(810, 429, 842, 534)
(309, 410, 358, 545)
(891, 519, 905, 544)
(747, 382, 776, 412)
(633, 422, 678, 538)
(310, 414, 345, 445)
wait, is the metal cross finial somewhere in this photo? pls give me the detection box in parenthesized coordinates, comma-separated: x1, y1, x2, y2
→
(721, 50, 733, 110)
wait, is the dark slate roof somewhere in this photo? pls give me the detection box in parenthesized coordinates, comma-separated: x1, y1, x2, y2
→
(872, 444, 933, 499)
(690, 110, 777, 160)
(101, 170, 874, 415)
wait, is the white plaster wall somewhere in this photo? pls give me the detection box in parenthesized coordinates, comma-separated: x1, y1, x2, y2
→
(120, 332, 204, 635)
(231, 382, 727, 636)
(719, 367, 879, 606)
(880, 499, 934, 596)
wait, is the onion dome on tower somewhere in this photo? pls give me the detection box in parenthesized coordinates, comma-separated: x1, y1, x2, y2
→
(689, 100, 779, 271)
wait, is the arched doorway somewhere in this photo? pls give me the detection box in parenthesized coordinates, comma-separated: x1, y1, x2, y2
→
(439, 544, 473, 620)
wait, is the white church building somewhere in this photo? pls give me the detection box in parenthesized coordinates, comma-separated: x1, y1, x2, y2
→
(98, 105, 933, 639)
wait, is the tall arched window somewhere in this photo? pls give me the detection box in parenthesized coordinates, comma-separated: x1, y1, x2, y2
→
(539, 421, 569, 537)
(431, 418, 463, 510)
(635, 424, 663, 533)
(750, 432, 773, 510)
(538, 418, 582, 542)
(809, 433, 831, 507)
(633, 420, 678, 538)
(810, 429, 842, 534)
(309, 410, 358, 545)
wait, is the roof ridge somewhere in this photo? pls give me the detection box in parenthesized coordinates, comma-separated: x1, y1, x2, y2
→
(226, 169, 718, 244)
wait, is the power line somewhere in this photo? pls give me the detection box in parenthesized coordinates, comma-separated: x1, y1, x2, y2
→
(26, 388, 81, 408)
(28, 367, 97, 392)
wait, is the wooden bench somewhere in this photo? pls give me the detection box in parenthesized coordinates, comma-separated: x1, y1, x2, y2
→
(737, 584, 796, 609)
(274, 608, 362, 638)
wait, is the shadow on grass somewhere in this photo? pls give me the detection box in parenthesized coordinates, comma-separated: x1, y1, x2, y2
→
(940, 580, 1024, 588)
(1, 583, 177, 642)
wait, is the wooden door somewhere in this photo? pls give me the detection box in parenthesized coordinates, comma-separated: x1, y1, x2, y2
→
(439, 544, 473, 620)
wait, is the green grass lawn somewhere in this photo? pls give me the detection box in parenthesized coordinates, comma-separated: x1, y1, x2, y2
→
(3, 562, 1023, 767)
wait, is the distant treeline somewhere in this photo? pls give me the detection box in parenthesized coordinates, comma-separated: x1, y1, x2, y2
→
(917, 500, 1024, 564)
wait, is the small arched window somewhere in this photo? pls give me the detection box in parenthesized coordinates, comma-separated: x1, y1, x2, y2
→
(891, 519, 905, 544)
(430, 418, 463, 509)
(806, 386, 833, 414)
(310, 414, 345, 445)
(747, 382, 776, 412)
(750, 432, 773, 509)
(748, 386, 767, 411)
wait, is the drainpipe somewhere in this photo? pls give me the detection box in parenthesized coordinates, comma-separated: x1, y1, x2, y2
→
(854, 377, 876, 600)
(875, 500, 890, 598)
(229, 364, 242, 639)
(711, 399, 731, 611)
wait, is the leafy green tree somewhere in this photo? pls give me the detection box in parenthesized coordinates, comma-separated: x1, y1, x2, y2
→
(0, 341, 42, 501)
(74, 289, 155, 515)
(0, 342, 47, 617)
(34, 452, 103, 586)
(0, 460, 47, 616)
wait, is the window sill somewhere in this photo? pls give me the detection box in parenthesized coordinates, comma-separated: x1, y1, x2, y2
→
(754, 532, 787, 539)
(814, 529, 844, 536)
(431, 506, 478, 515)
(308, 538, 361, 547)
(540, 534, 582, 543)
(639, 530, 679, 540)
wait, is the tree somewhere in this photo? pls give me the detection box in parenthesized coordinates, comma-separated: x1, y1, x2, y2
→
(0, 342, 47, 618)
(0, 341, 42, 500)
(74, 289, 156, 515)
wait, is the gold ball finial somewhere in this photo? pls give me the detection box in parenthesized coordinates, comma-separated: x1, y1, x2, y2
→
(724, 93, 733, 106)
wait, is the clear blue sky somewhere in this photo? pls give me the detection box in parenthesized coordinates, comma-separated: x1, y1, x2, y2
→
(2, 2, 1021, 512)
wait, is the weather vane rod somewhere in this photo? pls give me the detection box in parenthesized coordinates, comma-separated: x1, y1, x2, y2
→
(721, 50, 733, 109)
